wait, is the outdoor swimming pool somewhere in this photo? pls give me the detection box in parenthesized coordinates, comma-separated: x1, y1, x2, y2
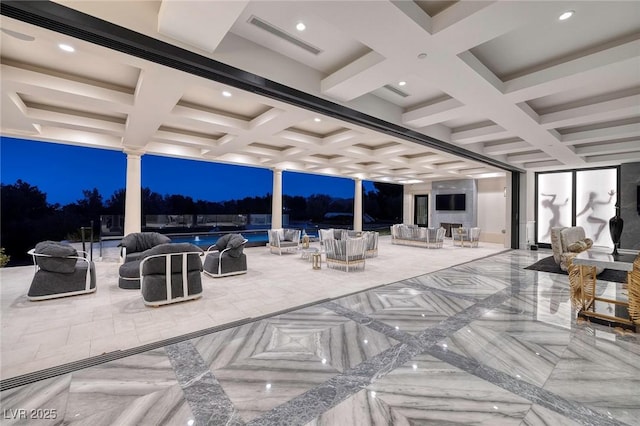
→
(170, 230, 319, 247)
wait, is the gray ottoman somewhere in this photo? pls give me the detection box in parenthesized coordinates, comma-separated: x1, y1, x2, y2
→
(118, 260, 141, 289)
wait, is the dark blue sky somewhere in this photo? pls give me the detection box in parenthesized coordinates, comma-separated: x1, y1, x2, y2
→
(1, 137, 373, 205)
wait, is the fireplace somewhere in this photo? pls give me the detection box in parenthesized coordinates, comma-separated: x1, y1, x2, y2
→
(440, 222, 462, 238)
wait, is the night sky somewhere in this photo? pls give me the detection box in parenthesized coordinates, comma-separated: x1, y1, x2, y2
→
(1, 137, 373, 205)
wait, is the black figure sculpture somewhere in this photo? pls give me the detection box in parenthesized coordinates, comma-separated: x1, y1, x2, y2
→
(609, 203, 623, 256)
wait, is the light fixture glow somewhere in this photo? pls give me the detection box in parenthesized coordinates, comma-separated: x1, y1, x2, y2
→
(222, 91, 232, 98)
(321, 358, 327, 364)
(412, 364, 418, 370)
(558, 10, 574, 20)
(398, 81, 406, 86)
(296, 22, 306, 31)
(363, 339, 368, 344)
(314, 117, 321, 122)
(265, 383, 272, 390)
(58, 43, 75, 52)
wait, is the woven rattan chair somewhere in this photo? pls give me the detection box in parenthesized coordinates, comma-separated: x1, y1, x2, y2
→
(629, 254, 640, 326)
(325, 236, 366, 272)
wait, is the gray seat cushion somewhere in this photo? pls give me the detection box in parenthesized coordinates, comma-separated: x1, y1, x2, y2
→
(118, 260, 141, 289)
(28, 261, 96, 298)
(203, 252, 247, 276)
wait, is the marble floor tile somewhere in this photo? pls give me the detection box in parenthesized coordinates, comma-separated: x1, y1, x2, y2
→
(334, 282, 476, 334)
(2, 247, 638, 426)
(365, 354, 534, 425)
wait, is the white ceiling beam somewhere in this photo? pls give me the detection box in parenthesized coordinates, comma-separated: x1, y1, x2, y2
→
(402, 98, 468, 128)
(540, 94, 640, 129)
(451, 124, 509, 144)
(158, 0, 249, 53)
(320, 52, 396, 102)
(1, 91, 41, 134)
(562, 123, 640, 145)
(124, 66, 187, 148)
(574, 140, 640, 156)
(431, 1, 554, 53)
(483, 140, 532, 156)
(26, 107, 125, 136)
(505, 38, 640, 102)
(584, 151, 640, 164)
(153, 129, 218, 148)
(507, 151, 552, 163)
(1, 64, 134, 112)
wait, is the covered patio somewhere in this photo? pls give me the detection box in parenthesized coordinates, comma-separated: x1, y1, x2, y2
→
(1, 236, 505, 380)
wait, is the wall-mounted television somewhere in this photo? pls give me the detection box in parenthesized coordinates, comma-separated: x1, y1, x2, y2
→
(436, 193, 466, 211)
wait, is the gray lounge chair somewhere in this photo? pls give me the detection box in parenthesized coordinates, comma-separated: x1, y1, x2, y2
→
(203, 234, 248, 277)
(139, 243, 203, 307)
(27, 241, 96, 301)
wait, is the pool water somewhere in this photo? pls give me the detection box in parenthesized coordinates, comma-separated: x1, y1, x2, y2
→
(170, 230, 319, 247)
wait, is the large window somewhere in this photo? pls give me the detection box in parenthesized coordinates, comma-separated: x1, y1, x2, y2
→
(536, 167, 618, 247)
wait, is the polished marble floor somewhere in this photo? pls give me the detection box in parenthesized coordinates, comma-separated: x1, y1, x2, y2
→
(2, 249, 639, 425)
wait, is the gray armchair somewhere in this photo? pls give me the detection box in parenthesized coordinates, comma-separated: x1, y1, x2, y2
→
(119, 232, 171, 263)
(203, 234, 248, 277)
(139, 243, 204, 307)
(118, 232, 171, 289)
(27, 241, 96, 301)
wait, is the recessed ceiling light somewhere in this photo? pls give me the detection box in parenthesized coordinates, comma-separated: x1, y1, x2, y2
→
(58, 43, 75, 52)
(222, 91, 232, 97)
(296, 22, 306, 31)
(558, 10, 574, 21)
(314, 118, 321, 122)
(398, 81, 406, 86)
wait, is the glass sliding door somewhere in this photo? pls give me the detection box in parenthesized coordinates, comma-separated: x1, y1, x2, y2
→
(414, 195, 428, 227)
(537, 172, 572, 244)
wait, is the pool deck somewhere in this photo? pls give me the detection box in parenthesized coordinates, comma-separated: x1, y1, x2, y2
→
(0, 235, 507, 380)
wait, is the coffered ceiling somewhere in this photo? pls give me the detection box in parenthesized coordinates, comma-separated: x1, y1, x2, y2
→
(1, 1, 639, 185)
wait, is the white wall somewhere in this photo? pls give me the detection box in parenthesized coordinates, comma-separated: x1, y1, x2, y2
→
(404, 178, 508, 246)
(477, 177, 507, 244)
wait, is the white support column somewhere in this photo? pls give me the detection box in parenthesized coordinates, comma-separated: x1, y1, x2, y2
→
(354, 178, 363, 231)
(124, 150, 143, 235)
(271, 168, 283, 229)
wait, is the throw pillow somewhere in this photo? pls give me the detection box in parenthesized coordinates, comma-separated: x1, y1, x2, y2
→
(567, 240, 588, 253)
(584, 238, 594, 249)
(226, 234, 246, 258)
(214, 234, 233, 252)
(284, 229, 296, 242)
(34, 241, 78, 273)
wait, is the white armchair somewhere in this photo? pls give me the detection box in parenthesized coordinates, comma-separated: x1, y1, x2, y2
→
(325, 236, 366, 272)
(268, 229, 301, 255)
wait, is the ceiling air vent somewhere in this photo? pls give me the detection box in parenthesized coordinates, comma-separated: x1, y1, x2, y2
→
(248, 16, 322, 55)
(383, 84, 409, 98)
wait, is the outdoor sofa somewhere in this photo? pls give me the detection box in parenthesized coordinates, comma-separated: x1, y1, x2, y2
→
(390, 224, 445, 248)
